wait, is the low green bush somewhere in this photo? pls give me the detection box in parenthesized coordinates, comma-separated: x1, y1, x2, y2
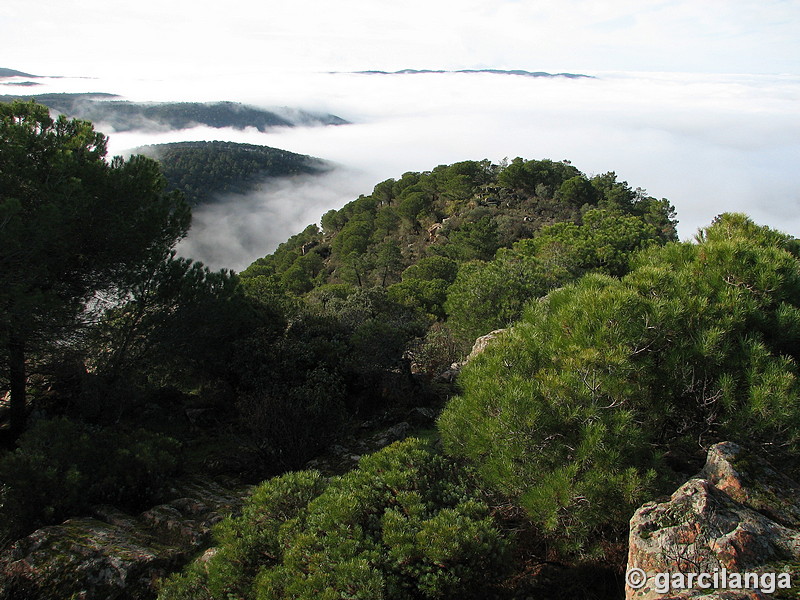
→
(159, 438, 509, 600)
(439, 214, 800, 556)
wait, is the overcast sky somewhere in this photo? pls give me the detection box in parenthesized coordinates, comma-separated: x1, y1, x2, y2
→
(3, 1, 800, 270)
(2, 0, 799, 77)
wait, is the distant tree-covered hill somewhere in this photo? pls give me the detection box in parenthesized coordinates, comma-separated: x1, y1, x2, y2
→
(0, 68, 39, 78)
(136, 141, 330, 205)
(0, 82, 41, 87)
(0, 93, 348, 132)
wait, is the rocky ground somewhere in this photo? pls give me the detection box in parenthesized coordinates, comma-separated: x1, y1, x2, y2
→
(626, 442, 800, 600)
(0, 476, 251, 600)
(0, 407, 440, 600)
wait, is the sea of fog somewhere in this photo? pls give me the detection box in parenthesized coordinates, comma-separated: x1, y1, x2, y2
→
(9, 69, 800, 271)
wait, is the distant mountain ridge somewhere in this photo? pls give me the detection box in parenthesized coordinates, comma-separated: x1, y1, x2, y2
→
(352, 68, 593, 79)
(0, 93, 349, 133)
(0, 68, 39, 78)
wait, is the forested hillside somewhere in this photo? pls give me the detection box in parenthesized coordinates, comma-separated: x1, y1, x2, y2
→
(0, 94, 348, 132)
(242, 157, 677, 351)
(2, 101, 798, 600)
(136, 141, 329, 205)
(0, 68, 39, 79)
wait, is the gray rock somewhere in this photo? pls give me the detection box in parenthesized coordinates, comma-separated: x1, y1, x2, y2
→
(434, 328, 507, 383)
(626, 442, 800, 600)
(0, 476, 251, 600)
(466, 328, 507, 361)
(0, 517, 180, 600)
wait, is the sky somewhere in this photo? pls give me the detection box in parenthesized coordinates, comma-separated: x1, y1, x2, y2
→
(2, 1, 800, 270)
(2, 0, 799, 77)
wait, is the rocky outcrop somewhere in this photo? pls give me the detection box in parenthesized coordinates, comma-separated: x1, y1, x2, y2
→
(435, 328, 508, 383)
(626, 442, 800, 600)
(0, 476, 251, 600)
(466, 328, 507, 361)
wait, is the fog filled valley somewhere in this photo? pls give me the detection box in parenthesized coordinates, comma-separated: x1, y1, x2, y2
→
(1, 61, 800, 600)
(3, 67, 799, 269)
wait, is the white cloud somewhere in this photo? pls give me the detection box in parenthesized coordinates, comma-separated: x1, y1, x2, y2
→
(175, 168, 373, 271)
(5, 43, 800, 269)
(80, 68, 799, 269)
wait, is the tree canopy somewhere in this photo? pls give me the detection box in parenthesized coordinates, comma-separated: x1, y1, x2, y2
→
(0, 100, 190, 438)
(438, 213, 800, 554)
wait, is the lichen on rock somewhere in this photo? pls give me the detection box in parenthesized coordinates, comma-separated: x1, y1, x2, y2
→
(626, 442, 800, 600)
(0, 476, 251, 600)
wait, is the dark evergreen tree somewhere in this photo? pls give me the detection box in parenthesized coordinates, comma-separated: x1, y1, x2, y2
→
(0, 101, 190, 438)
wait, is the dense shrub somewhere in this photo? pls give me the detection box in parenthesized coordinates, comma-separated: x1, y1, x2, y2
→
(0, 417, 181, 541)
(439, 214, 800, 556)
(159, 438, 509, 600)
(444, 208, 670, 344)
(407, 322, 465, 376)
(236, 366, 348, 472)
(387, 278, 451, 320)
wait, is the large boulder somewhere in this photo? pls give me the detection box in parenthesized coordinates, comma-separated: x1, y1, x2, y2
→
(0, 476, 250, 600)
(626, 442, 800, 600)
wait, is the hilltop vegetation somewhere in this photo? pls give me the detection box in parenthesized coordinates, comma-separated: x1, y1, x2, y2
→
(0, 68, 39, 79)
(136, 141, 329, 205)
(242, 157, 676, 350)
